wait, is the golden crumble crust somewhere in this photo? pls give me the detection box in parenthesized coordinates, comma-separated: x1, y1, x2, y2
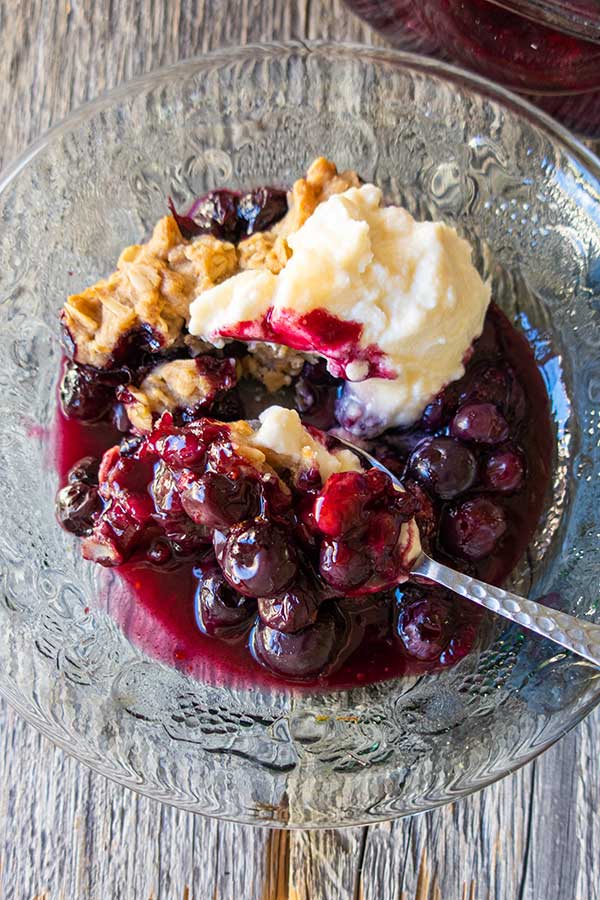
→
(238, 232, 291, 275)
(122, 359, 232, 433)
(273, 157, 360, 237)
(63, 217, 237, 368)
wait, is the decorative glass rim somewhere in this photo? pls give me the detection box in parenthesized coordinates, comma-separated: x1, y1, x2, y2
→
(0, 41, 599, 826)
(2, 40, 600, 193)
(486, 0, 600, 42)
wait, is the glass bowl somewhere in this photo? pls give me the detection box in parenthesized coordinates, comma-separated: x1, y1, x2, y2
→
(344, 0, 600, 137)
(0, 42, 599, 828)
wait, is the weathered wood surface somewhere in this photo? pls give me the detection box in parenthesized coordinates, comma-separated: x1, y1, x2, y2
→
(0, 2, 598, 898)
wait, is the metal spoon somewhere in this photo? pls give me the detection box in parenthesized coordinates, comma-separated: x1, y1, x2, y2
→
(335, 436, 600, 668)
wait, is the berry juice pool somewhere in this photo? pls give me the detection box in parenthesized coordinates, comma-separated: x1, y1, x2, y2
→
(345, 0, 600, 137)
(55, 304, 553, 691)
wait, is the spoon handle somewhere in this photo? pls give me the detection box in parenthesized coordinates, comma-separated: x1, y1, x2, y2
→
(412, 552, 600, 668)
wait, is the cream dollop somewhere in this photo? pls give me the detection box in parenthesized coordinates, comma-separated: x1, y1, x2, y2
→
(247, 406, 421, 574)
(188, 183, 490, 432)
(249, 406, 362, 482)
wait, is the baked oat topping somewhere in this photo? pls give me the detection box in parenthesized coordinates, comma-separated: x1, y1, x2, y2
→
(238, 232, 291, 275)
(118, 356, 238, 434)
(241, 342, 313, 393)
(61, 158, 360, 396)
(273, 157, 361, 237)
(62, 217, 237, 368)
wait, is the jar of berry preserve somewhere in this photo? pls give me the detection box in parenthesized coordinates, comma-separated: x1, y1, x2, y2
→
(345, 0, 600, 138)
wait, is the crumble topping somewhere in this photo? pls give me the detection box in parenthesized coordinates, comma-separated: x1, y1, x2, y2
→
(273, 156, 361, 237)
(63, 218, 237, 368)
(238, 231, 291, 275)
(118, 357, 238, 434)
(241, 342, 313, 393)
(62, 157, 359, 374)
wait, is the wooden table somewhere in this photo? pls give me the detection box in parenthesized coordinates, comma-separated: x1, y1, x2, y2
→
(1, 2, 598, 897)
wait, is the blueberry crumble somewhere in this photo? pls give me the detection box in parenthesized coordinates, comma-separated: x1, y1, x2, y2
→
(55, 158, 552, 687)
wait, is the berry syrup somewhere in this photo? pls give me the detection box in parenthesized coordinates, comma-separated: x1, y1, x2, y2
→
(345, 0, 600, 137)
(54, 303, 553, 691)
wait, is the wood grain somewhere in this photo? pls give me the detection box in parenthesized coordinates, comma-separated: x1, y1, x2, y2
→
(0, 2, 599, 898)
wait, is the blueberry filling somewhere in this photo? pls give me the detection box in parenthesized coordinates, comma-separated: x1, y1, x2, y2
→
(55, 174, 552, 687)
(168, 186, 287, 242)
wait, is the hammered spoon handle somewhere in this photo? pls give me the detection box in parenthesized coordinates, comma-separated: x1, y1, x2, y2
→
(334, 434, 600, 667)
(412, 551, 600, 668)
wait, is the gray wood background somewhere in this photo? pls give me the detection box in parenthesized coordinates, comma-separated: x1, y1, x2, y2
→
(0, 2, 598, 898)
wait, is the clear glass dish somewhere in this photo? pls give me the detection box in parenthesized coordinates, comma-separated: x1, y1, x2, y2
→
(344, 1, 600, 137)
(0, 42, 599, 827)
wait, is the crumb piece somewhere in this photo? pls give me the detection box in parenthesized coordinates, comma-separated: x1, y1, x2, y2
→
(273, 157, 360, 237)
(166, 234, 237, 297)
(238, 232, 291, 275)
(183, 334, 214, 356)
(120, 357, 238, 433)
(63, 217, 238, 368)
(242, 342, 312, 393)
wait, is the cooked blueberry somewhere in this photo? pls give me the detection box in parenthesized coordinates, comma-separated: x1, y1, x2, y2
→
(237, 187, 288, 236)
(60, 361, 114, 421)
(257, 577, 322, 633)
(67, 456, 99, 486)
(146, 539, 172, 565)
(251, 612, 339, 680)
(195, 572, 256, 637)
(396, 588, 476, 664)
(419, 391, 457, 431)
(461, 364, 526, 425)
(295, 380, 337, 429)
(180, 471, 261, 529)
(396, 593, 453, 661)
(319, 538, 373, 592)
(220, 518, 298, 597)
(482, 446, 525, 493)
(154, 431, 206, 469)
(461, 365, 509, 409)
(208, 387, 245, 422)
(450, 403, 509, 444)
(364, 467, 391, 497)
(442, 496, 507, 560)
(111, 325, 164, 363)
(162, 521, 210, 556)
(408, 437, 477, 499)
(56, 483, 101, 535)
(313, 471, 370, 538)
(169, 190, 240, 241)
(105, 455, 156, 499)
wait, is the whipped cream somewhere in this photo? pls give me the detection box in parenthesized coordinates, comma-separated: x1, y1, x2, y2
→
(249, 406, 362, 482)
(189, 183, 490, 432)
(247, 406, 421, 573)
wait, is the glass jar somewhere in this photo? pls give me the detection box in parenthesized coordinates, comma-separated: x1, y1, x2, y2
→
(345, 0, 600, 137)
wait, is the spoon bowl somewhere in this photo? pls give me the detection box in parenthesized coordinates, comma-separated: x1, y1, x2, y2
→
(334, 436, 600, 669)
